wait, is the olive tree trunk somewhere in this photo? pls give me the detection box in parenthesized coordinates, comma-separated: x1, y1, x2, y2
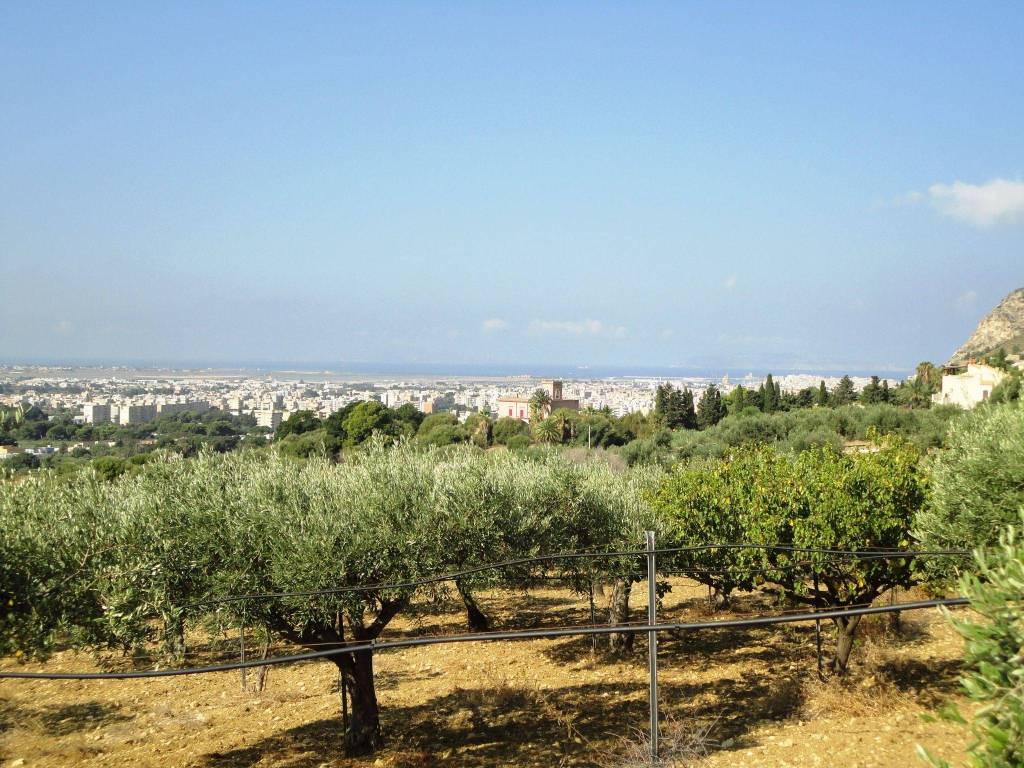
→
(271, 597, 406, 756)
(607, 578, 633, 653)
(336, 648, 383, 755)
(162, 612, 186, 663)
(455, 580, 490, 631)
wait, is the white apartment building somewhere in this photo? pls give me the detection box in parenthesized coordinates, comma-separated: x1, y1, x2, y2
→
(932, 363, 1006, 409)
(119, 404, 157, 425)
(82, 403, 111, 424)
(256, 409, 284, 429)
(156, 400, 210, 416)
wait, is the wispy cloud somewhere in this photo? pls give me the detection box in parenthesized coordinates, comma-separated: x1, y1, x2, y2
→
(909, 178, 1024, 227)
(723, 275, 737, 290)
(52, 319, 73, 335)
(481, 318, 509, 333)
(527, 318, 627, 339)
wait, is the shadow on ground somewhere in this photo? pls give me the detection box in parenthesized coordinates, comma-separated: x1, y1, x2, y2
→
(195, 665, 807, 768)
(0, 698, 132, 737)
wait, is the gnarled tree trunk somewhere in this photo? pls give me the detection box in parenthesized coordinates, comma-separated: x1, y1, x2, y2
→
(455, 580, 489, 631)
(831, 614, 862, 675)
(271, 597, 406, 756)
(162, 612, 186, 663)
(336, 648, 383, 755)
(608, 578, 633, 653)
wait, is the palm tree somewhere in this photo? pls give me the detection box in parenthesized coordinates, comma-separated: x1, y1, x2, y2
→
(529, 389, 552, 424)
(550, 408, 575, 443)
(533, 417, 560, 444)
(0, 404, 23, 432)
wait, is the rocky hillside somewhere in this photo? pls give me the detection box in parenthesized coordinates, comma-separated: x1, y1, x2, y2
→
(949, 287, 1024, 364)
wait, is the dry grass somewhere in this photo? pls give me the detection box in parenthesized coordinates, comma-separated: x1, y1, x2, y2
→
(0, 578, 972, 767)
(599, 714, 719, 767)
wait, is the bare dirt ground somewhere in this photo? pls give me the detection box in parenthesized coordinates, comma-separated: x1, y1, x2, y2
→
(0, 580, 971, 767)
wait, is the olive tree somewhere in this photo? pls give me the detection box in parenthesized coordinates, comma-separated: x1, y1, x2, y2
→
(919, 519, 1024, 768)
(0, 471, 127, 655)
(915, 401, 1024, 586)
(2, 446, 451, 754)
(583, 462, 663, 654)
(2, 443, 662, 752)
(206, 443, 448, 753)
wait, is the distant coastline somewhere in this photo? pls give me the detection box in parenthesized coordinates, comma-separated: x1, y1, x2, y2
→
(1, 359, 913, 381)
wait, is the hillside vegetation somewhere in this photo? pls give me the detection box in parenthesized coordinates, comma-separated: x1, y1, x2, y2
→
(3, 401, 1021, 763)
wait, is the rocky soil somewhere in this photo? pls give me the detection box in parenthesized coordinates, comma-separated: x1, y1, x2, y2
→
(1, 582, 971, 767)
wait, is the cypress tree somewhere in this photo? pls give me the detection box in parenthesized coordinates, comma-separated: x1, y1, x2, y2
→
(860, 376, 883, 404)
(832, 375, 857, 406)
(696, 385, 727, 429)
(816, 380, 829, 407)
(680, 388, 697, 430)
(654, 384, 670, 425)
(728, 384, 747, 414)
(655, 383, 691, 429)
(763, 374, 775, 412)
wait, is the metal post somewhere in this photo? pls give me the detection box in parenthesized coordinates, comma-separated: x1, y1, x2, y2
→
(589, 579, 597, 653)
(813, 571, 823, 680)
(239, 625, 247, 691)
(646, 530, 659, 763)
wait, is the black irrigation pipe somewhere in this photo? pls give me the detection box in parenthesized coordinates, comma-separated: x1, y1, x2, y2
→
(0, 596, 969, 681)
(187, 544, 971, 609)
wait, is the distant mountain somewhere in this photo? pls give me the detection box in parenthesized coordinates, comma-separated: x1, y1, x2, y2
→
(949, 287, 1024, 364)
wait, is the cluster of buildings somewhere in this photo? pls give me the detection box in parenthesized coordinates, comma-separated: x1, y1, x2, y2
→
(0, 444, 58, 459)
(82, 400, 212, 425)
(1, 365, 920, 433)
(495, 380, 579, 423)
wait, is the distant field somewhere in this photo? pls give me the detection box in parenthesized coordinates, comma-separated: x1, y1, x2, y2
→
(0, 579, 970, 767)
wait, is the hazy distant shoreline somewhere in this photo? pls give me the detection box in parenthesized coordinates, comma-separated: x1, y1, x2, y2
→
(1, 360, 912, 382)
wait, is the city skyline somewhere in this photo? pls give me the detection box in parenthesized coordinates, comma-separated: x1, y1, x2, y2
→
(2, 3, 1023, 369)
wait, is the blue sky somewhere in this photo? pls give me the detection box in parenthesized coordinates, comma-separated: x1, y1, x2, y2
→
(2, 2, 1023, 373)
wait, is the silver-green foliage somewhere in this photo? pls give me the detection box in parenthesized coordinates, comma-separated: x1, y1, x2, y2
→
(916, 402, 1024, 584)
(919, 519, 1024, 768)
(1, 442, 656, 657)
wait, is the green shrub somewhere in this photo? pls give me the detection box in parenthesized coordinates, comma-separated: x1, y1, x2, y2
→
(919, 519, 1024, 768)
(2, 453, 40, 472)
(276, 428, 341, 458)
(505, 434, 531, 451)
(492, 416, 530, 445)
(653, 439, 927, 673)
(91, 455, 129, 481)
(916, 402, 1024, 585)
